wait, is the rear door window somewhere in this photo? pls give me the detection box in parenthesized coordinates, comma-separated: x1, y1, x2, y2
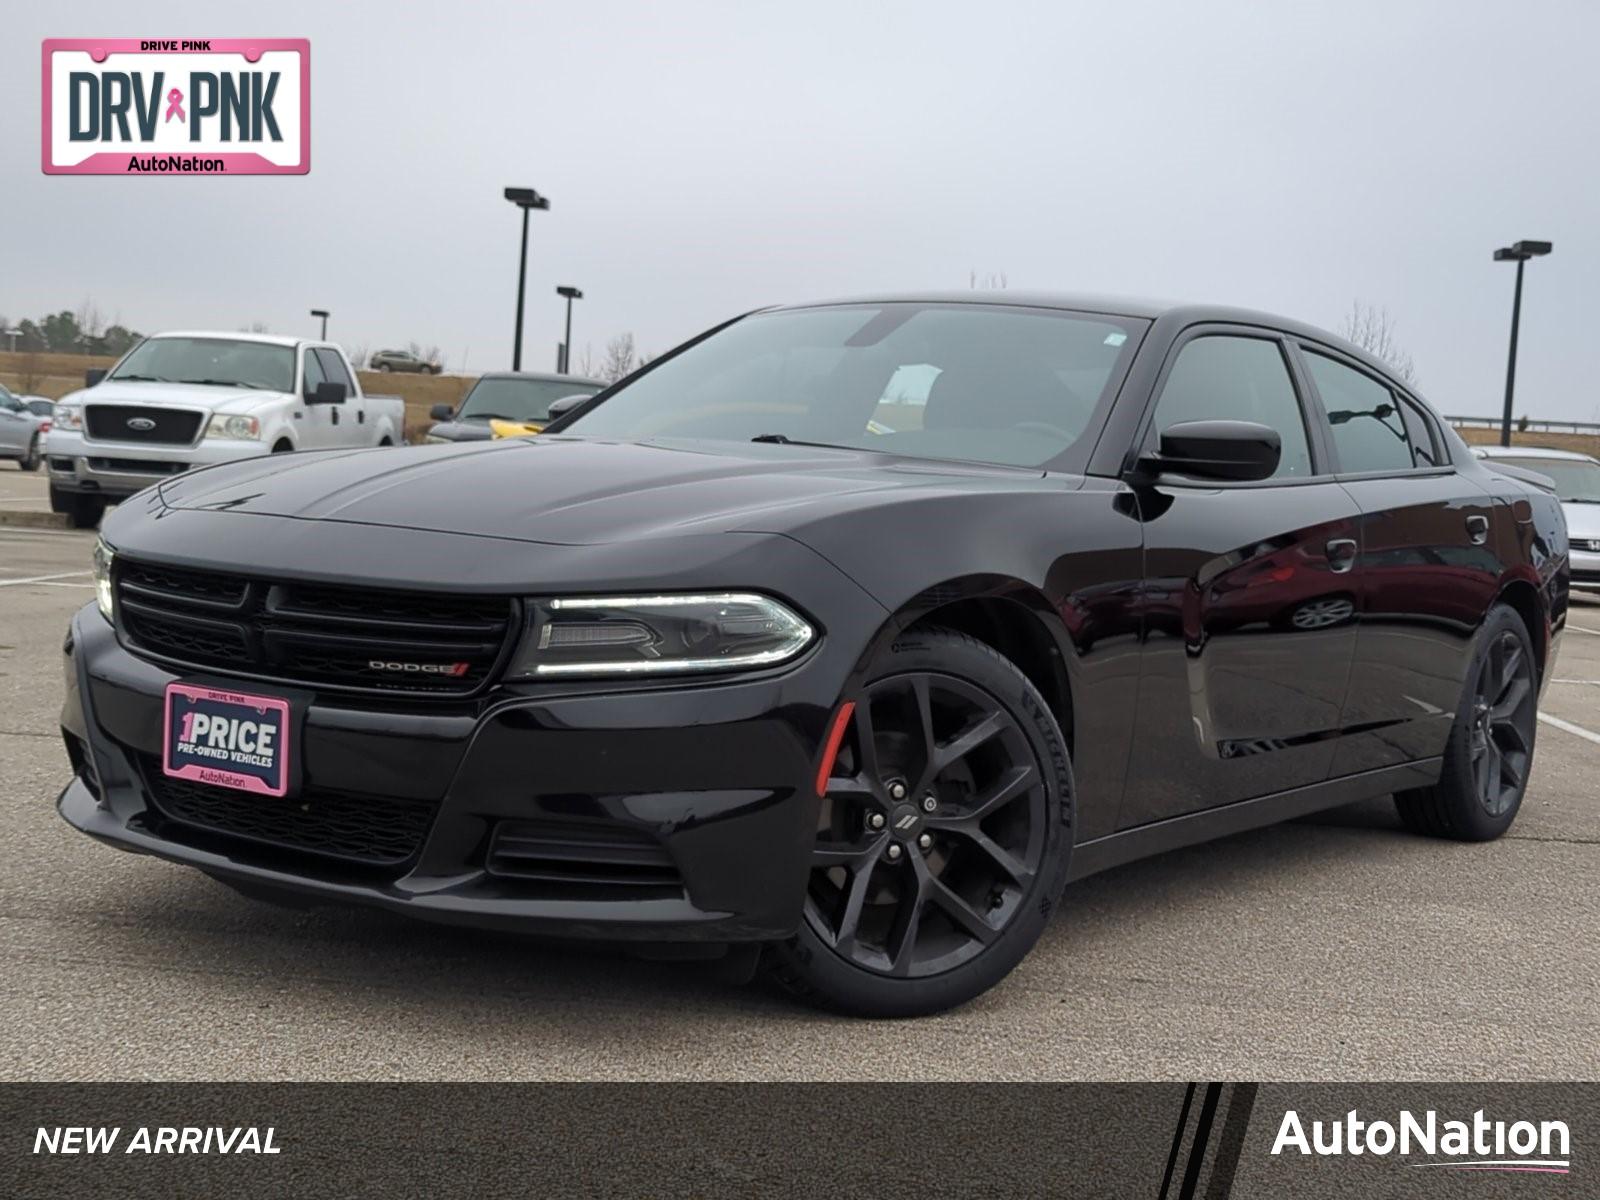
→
(1303, 351, 1416, 474)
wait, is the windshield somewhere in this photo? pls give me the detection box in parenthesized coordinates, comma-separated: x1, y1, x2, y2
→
(1488, 456, 1600, 503)
(108, 337, 296, 392)
(561, 303, 1145, 468)
(457, 377, 598, 422)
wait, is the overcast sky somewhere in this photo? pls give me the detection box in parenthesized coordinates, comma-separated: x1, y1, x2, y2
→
(3, 1, 1596, 419)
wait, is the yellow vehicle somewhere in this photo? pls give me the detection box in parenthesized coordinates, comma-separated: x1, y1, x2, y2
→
(425, 371, 605, 445)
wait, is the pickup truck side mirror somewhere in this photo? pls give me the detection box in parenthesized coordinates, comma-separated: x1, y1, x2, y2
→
(307, 381, 347, 405)
(545, 394, 593, 422)
(429, 403, 454, 421)
(1134, 419, 1281, 483)
(85, 369, 107, 387)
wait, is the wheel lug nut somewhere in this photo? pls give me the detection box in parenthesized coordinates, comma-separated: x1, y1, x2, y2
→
(918, 833, 933, 852)
(921, 795, 937, 813)
(888, 781, 907, 801)
(886, 843, 903, 861)
(868, 812, 886, 830)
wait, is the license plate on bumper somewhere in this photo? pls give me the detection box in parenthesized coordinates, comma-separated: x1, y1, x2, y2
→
(163, 683, 292, 797)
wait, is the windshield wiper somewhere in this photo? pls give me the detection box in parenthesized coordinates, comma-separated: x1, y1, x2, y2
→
(190, 378, 266, 390)
(109, 374, 168, 383)
(461, 412, 513, 422)
(750, 433, 860, 451)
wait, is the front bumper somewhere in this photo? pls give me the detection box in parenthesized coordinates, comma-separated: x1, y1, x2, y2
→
(1571, 546, 1600, 589)
(58, 599, 862, 943)
(46, 429, 269, 498)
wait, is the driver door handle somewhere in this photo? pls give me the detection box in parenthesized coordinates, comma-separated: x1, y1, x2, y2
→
(1466, 514, 1489, 545)
(1325, 538, 1358, 573)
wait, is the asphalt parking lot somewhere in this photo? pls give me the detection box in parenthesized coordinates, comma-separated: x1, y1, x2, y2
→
(2, 464, 1597, 1082)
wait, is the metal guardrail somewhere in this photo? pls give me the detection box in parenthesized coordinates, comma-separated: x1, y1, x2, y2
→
(1445, 414, 1600, 434)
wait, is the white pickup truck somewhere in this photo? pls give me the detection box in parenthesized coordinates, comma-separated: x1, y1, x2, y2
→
(47, 331, 404, 527)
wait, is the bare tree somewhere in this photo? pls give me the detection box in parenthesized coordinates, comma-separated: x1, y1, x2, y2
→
(601, 333, 637, 383)
(75, 298, 106, 347)
(241, 321, 270, 334)
(968, 270, 1008, 290)
(346, 345, 368, 370)
(573, 343, 598, 377)
(1340, 302, 1417, 385)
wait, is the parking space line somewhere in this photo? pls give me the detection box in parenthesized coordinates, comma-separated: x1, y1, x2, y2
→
(1566, 624, 1600, 637)
(1538, 713, 1600, 748)
(0, 571, 90, 587)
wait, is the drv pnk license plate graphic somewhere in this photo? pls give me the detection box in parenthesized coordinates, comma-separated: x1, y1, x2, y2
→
(41, 39, 309, 175)
(163, 684, 291, 797)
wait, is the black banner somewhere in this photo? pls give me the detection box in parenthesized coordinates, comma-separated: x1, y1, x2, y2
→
(3, 1083, 1591, 1197)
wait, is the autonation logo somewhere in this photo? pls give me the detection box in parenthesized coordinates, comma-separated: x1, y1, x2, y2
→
(1272, 1108, 1571, 1174)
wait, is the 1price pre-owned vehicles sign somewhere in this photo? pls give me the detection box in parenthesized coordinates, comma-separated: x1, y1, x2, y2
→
(41, 39, 309, 175)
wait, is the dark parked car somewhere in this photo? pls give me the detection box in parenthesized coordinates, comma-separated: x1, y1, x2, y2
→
(426, 371, 606, 442)
(59, 293, 1569, 1016)
(368, 348, 439, 374)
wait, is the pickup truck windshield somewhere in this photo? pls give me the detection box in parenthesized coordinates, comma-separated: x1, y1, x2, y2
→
(109, 337, 296, 393)
(458, 377, 596, 422)
(561, 303, 1145, 468)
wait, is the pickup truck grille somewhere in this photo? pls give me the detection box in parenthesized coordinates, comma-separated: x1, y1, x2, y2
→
(85, 405, 204, 445)
(114, 559, 518, 696)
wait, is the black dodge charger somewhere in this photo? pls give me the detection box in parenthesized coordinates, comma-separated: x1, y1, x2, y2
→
(59, 293, 1570, 1016)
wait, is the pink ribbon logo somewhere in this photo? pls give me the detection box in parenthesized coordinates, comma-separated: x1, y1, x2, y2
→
(164, 88, 185, 123)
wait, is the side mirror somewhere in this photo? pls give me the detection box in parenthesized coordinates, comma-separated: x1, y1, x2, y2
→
(85, 368, 107, 387)
(307, 381, 347, 405)
(1138, 419, 1281, 483)
(545, 394, 592, 422)
(429, 403, 454, 421)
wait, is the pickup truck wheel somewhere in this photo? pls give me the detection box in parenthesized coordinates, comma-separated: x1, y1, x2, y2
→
(271, 440, 294, 453)
(20, 435, 41, 471)
(66, 492, 104, 529)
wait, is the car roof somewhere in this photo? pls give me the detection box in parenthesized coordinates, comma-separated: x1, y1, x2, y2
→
(769, 291, 1400, 381)
(148, 330, 304, 349)
(1472, 445, 1600, 464)
(476, 371, 607, 387)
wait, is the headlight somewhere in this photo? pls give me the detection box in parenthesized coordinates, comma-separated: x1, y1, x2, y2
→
(508, 593, 814, 678)
(205, 414, 261, 440)
(56, 404, 83, 430)
(93, 539, 115, 622)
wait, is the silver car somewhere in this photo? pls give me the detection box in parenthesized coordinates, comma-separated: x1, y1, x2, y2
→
(0, 383, 49, 471)
(1474, 444, 1600, 591)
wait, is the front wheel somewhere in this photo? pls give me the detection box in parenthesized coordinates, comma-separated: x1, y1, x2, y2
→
(1394, 603, 1537, 840)
(765, 629, 1073, 1017)
(20, 435, 41, 471)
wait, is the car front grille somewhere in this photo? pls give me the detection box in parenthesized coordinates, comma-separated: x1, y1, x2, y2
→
(114, 559, 518, 696)
(85, 405, 204, 445)
(486, 819, 684, 891)
(139, 754, 436, 866)
(1574, 538, 1600, 553)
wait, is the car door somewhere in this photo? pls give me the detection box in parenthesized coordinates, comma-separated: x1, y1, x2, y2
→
(0, 389, 30, 455)
(1117, 327, 1363, 829)
(1294, 343, 1501, 776)
(296, 346, 334, 449)
(312, 348, 363, 443)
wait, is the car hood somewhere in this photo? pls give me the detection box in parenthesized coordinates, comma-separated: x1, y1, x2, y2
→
(1563, 501, 1600, 540)
(152, 435, 1051, 546)
(61, 380, 291, 415)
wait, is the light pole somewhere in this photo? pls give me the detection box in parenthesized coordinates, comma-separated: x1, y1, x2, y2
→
(310, 309, 329, 339)
(556, 286, 583, 373)
(1492, 240, 1552, 447)
(504, 187, 550, 371)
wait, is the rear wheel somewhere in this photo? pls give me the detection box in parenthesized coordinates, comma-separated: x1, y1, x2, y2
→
(19, 435, 41, 471)
(1394, 603, 1537, 840)
(766, 629, 1073, 1017)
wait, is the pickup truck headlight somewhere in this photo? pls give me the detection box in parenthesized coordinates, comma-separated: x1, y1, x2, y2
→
(93, 539, 115, 622)
(205, 414, 261, 440)
(55, 403, 84, 431)
(508, 593, 814, 678)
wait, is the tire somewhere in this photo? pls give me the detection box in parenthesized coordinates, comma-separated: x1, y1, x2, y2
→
(375, 363, 391, 373)
(49, 483, 72, 514)
(1394, 603, 1537, 841)
(765, 628, 1074, 1017)
(19, 435, 41, 471)
(271, 440, 294, 454)
(65, 492, 104, 529)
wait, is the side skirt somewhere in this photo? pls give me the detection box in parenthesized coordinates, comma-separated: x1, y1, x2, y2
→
(1067, 758, 1443, 882)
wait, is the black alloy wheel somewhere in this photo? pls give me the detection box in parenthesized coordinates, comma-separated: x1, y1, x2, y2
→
(768, 629, 1073, 1016)
(1395, 603, 1537, 841)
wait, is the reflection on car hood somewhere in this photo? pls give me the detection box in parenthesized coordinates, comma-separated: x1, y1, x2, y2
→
(151, 435, 1049, 546)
